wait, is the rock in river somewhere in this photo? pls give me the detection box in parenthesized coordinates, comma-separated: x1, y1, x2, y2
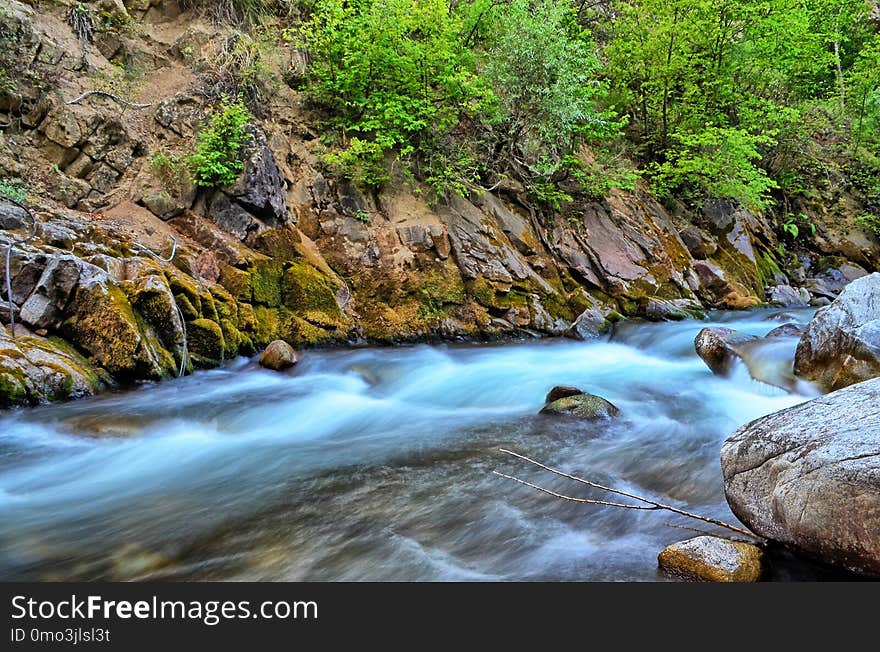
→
(540, 393, 620, 419)
(544, 385, 584, 403)
(794, 272, 880, 391)
(259, 340, 300, 371)
(721, 376, 880, 576)
(658, 536, 764, 582)
(694, 326, 758, 376)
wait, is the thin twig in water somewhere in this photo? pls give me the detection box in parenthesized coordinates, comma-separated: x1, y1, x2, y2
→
(496, 448, 759, 539)
(66, 90, 152, 109)
(492, 471, 659, 510)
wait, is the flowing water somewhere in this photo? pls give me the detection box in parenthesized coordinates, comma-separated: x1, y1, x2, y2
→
(0, 308, 838, 581)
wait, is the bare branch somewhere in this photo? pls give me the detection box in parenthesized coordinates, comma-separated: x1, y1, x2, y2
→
(66, 90, 152, 109)
(497, 449, 759, 539)
(492, 471, 659, 510)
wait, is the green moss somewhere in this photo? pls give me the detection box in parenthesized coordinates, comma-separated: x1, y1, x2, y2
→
(210, 285, 239, 322)
(174, 293, 199, 320)
(237, 302, 257, 333)
(63, 282, 148, 379)
(252, 226, 302, 259)
(251, 259, 284, 307)
(167, 274, 202, 315)
(252, 306, 279, 345)
(219, 263, 252, 302)
(187, 318, 226, 366)
(282, 261, 341, 317)
(45, 336, 109, 389)
(0, 370, 27, 406)
(756, 248, 784, 288)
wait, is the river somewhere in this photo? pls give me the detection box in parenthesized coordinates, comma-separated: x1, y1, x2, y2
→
(0, 308, 845, 580)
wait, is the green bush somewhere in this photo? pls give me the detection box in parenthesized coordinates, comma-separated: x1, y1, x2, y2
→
(301, 0, 490, 187)
(649, 127, 778, 212)
(856, 213, 880, 236)
(189, 98, 252, 188)
(0, 177, 28, 203)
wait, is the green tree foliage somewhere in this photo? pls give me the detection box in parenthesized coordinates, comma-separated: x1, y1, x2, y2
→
(480, 0, 621, 173)
(189, 98, 252, 188)
(604, 0, 877, 210)
(301, 0, 490, 187)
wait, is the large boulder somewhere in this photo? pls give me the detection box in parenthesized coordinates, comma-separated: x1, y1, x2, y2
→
(721, 377, 880, 576)
(0, 327, 105, 407)
(794, 272, 880, 391)
(658, 536, 764, 582)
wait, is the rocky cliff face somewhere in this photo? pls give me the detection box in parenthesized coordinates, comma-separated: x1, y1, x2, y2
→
(0, 0, 877, 406)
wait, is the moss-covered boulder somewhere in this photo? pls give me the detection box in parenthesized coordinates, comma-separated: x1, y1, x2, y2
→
(63, 272, 168, 381)
(540, 393, 621, 419)
(281, 260, 342, 324)
(187, 318, 226, 367)
(0, 328, 106, 407)
(658, 536, 764, 582)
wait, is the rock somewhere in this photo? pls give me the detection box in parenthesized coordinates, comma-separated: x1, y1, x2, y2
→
(805, 263, 869, 301)
(187, 318, 226, 366)
(539, 393, 620, 419)
(694, 327, 758, 375)
(225, 127, 289, 226)
(259, 339, 299, 371)
(768, 284, 810, 307)
(17, 254, 82, 330)
(679, 225, 717, 259)
(765, 323, 803, 338)
(658, 536, 764, 582)
(63, 268, 170, 381)
(644, 297, 704, 321)
(545, 385, 583, 403)
(721, 377, 880, 576)
(794, 272, 880, 391)
(0, 327, 104, 407)
(567, 305, 614, 340)
(0, 199, 31, 230)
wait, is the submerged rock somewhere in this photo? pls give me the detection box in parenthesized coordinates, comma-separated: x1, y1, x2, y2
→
(721, 376, 880, 576)
(545, 385, 583, 403)
(658, 536, 764, 582)
(540, 393, 620, 419)
(259, 340, 299, 371)
(794, 272, 880, 391)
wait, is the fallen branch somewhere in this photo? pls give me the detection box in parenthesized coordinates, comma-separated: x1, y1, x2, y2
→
(66, 90, 152, 109)
(496, 448, 758, 539)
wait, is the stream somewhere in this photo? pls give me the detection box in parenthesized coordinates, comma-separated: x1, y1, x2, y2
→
(0, 308, 847, 581)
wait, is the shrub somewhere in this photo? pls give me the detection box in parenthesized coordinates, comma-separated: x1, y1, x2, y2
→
(189, 98, 252, 188)
(0, 177, 28, 203)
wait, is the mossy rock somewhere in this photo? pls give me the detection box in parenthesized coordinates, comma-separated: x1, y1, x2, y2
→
(187, 318, 225, 366)
(540, 393, 621, 420)
(219, 318, 246, 358)
(252, 226, 302, 259)
(237, 302, 257, 333)
(219, 263, 253, 302)
(251, 259, 284, 307)
(64, 280, 163, 381)
(210, 285, 239, 322)
(167, 273, 202, 315)
(282, 260, 341, 317)
(252, 305, 280, 345)
(0, 370, 27, 406)
(658, 536, 764, 582)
